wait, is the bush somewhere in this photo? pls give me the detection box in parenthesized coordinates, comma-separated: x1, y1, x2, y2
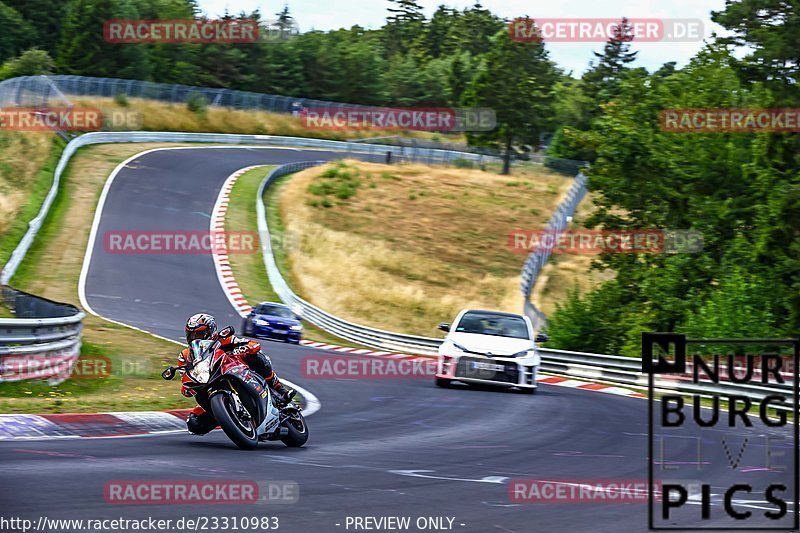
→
(321, 167, 339, 178)
(0, 48, 54, 80)
(452, 158, 475, 169)
(186, 93, 208, 115)
(114, 92, 129, 107)
(307, 162, 361, 203)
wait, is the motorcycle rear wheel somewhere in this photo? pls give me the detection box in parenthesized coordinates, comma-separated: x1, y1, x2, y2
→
(281, 411, 309, 447)
(210, 392, 259, 450)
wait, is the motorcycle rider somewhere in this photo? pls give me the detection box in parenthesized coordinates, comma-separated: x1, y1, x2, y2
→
(178, 313, 296, 435)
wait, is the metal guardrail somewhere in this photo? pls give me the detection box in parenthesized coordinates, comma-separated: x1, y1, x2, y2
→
(1, 131, 494, 286)
(0, 286, 84, 383)
(521, 172, 589, 328)
(0, 75, 370, 113)
(256, 163, 795, 411)
(0, 126, 790, 411)
(539, 346, 795, 412)
(0, 130, 496, 382)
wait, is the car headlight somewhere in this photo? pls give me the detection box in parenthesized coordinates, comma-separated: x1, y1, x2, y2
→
(253, 319, 269, 326)
(512, 349, 532, 358)
(290, 325, 303, 331)
(189, 359, 211, 383)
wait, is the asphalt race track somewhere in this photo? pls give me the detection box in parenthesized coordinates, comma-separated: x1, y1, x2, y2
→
(0, 147, 794, 532)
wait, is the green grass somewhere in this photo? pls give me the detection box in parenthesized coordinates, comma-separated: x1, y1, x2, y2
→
(308, 161, 362, 201)
(0, 336, 195, 414)
(226, 167, 366, 349)
(0, 144, 362, 413)
(0, 136, 66, 270)
(0, 142, 200, 412)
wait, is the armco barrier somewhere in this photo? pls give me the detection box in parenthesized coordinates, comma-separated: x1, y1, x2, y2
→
(520, 171, 588, 329)
(0, 132, 792, 411)
(256, 163, 796, 410)
(0, 131, 494, 382)
(0, 75, 369, 114)
(0, 286, 84, 384)
(1, 131, 493, 286)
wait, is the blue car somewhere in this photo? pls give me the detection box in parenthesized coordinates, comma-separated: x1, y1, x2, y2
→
(242, 302, 303, 344)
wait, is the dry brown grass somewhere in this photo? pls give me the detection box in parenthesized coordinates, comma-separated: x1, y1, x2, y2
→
(1, 142, 201, 413)
(0, 132, 53, 235)
(71, 97, 461, 141)
(277, 160, 574, 335)
(532, 193, 616, 315)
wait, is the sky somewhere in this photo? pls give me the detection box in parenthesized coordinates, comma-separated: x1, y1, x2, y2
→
(196, 0, 731, 75)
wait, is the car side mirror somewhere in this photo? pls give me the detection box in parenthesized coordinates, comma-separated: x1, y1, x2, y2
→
(295, 314, 302, 321)
(161, 367, 176, 380)
(218, 326, 234, 339)
(535, 333, 549, 343)
(438, 323, 450, 332)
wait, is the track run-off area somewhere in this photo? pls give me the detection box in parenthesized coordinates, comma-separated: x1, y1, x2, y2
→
(0, 147, 793, 532)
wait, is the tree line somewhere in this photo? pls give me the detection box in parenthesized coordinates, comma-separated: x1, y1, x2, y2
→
(1, 0, 797, 350)
(546, 3, 800, 353)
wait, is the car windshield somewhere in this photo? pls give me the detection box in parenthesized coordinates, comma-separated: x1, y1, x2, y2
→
(255, 304, 295, 319)
(454, 313, 529, 339)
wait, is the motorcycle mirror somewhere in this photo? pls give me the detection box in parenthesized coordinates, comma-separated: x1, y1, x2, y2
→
(161, 367, 176, 380)
(218, 326, 234, 339)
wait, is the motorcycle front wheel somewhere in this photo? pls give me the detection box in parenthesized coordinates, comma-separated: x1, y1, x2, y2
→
(210, 392, 259, 450)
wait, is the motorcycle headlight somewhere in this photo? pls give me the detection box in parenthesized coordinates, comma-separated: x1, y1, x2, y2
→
(254, 319, 269, 326)
(290, 324, 303, 331)
(189, 359, 211, 383)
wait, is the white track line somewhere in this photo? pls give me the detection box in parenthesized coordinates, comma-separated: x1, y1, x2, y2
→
(76, 148, 320, 418)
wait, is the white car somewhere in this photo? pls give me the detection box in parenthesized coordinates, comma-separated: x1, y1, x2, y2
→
(435, 309, 548, 394)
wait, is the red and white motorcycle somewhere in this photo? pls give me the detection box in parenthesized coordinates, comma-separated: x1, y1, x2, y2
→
(162, 327, 308, 450)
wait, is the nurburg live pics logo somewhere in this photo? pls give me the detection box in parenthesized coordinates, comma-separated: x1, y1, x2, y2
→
(643, 332, 799, 530)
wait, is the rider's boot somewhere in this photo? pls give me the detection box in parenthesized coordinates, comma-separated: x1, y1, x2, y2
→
(267, 373, 296, 405)
(250, 352, 296, 405)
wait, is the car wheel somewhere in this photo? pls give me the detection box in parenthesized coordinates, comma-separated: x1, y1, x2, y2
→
(435, 378, 451, 388)
(242, 319, 252, 336)
(520, 387, 536, 395)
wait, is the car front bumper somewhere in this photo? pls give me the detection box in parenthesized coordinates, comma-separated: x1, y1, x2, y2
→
(436, 355, 538, 388)
(251, 324, 302, 342)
